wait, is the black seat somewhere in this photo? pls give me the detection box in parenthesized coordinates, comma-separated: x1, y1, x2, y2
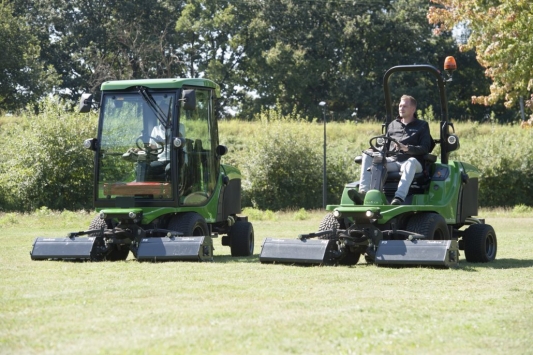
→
(383, 153, 437, 196)
(353, 153, 437, 197)
(385, 154, 436, 182)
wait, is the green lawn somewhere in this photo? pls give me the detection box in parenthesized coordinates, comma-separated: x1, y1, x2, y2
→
(1, 210, 532, 355)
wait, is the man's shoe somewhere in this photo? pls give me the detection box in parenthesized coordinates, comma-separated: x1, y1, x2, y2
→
(348, 189, 365, 204)
(391, 197, 404, 205)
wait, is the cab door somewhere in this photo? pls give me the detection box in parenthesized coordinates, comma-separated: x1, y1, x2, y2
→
(178, 88, 219, 205)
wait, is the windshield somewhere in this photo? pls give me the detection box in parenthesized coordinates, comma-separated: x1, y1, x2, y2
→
(97, 92, 175, 200)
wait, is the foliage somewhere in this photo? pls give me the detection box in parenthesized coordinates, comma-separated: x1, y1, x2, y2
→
(222, 118, 533, 209)
(237, 109, 353, 211)
(2, 107, 532, 211)
(0, 1, 60, 112)
(10, 0, 185, 99)
(232, 0, 461, 120)
(5, 0, 503, 122)
(429, 0, 533, 116)
(452, 124, 533, 207)
(0, 98, 97, 211)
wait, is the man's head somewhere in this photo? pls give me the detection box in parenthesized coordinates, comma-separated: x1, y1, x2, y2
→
(398, 95, 417, 121)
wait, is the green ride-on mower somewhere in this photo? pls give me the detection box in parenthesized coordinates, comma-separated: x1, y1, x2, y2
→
(259, 57, 497, 268)
(31, 78, 253, 262)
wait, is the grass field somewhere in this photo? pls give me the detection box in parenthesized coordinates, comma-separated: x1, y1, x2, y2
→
(1, 209, 532, 355)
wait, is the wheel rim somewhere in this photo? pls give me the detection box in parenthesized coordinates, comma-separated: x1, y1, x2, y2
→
(485, 233, 496, 259)
(248, 231, 254, 254)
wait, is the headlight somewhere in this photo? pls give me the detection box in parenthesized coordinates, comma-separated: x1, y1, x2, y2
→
(173, 137, 184, 148)
(83, 138, 97, 150)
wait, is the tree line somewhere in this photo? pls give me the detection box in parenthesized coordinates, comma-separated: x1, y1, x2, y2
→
(0, 0, 521, 122)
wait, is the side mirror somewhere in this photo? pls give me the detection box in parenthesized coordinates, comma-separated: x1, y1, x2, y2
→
(181, 90, 196, 111)
(79, 93, 93, 113)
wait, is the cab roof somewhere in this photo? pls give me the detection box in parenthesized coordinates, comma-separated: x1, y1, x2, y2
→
(100, 78, 221, 98)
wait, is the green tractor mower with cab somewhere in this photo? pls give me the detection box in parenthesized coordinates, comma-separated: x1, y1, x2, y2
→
(31, 78, 253, 262)
(259, 57, 497, 268)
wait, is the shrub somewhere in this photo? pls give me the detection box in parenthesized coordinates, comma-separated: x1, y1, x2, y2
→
(0, 98, 97, 212)
(453, 126, 533, 207)
(238, 113, 353, 210)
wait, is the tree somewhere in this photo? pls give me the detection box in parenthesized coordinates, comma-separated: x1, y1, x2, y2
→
(428, 0, 533, 112)
(0, 1, 59, 112)
(10, 0, 186, 100)
(175, 0, 253, 117)
(223, 0, 461, 120)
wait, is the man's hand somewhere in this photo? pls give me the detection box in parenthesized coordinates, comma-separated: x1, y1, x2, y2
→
(394, 142, 409, 152)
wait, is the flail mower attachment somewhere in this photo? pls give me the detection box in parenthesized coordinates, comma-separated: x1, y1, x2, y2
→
(30, 228, 213, 262)
(259, 230, 356, 266)
(374, 239, 459, 268)
(259, 226, 460, 268)
(136, 236, 213, 262)
(31, 230, 106, 261)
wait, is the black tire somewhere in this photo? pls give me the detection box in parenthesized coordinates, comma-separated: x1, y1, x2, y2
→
(463, 224, 497, 262)
(318, 213, 341, 239)
(319, 213, 360, 265)
(88, 215, 129, 261)
(406, 213, 450, 240)
(338, 250, 361, 266)
(229, 221, 254, 257)
(168, 212, 209, 237)
(89, 214, 108, 235)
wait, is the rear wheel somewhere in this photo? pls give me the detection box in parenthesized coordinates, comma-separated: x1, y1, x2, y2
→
(463, 224, 497, 262)
(406, 213, 450, 240)
(229, 221, 254, 257)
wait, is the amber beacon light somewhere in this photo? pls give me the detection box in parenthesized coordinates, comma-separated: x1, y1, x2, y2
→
(444, 56, 457, 72)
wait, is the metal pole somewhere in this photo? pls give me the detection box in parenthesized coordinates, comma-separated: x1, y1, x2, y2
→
(319, 102, 327, 209)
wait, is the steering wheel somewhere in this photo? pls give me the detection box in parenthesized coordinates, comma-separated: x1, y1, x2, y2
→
(136, 136, 165, 155)
(368, 135, 401, 155)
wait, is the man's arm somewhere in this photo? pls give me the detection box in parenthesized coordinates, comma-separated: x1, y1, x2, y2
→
(403, 121, 432, 155)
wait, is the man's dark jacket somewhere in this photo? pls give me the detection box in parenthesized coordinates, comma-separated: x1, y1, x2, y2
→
(386, 116, 433, 166)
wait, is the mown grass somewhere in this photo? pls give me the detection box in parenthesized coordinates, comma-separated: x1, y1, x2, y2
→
(1, 209, 532, 355)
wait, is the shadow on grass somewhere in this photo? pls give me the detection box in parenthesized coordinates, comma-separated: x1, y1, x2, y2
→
(457, 258, 533, 271)
(213, 254, 260, 263)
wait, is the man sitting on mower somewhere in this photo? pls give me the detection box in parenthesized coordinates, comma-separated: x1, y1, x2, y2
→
(350, 95, 433, 205)
(147, 120, 171, 180)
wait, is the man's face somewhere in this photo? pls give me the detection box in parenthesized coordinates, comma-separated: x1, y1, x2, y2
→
(398, 99, 415, 119)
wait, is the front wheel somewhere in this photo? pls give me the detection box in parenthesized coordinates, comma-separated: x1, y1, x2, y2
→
(318, 213, 343, 239)
(463, 224, 497, 262)
(338, 249, 361, 266)
(88, 215, 129, 261)
(319, 213, 360, 265)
